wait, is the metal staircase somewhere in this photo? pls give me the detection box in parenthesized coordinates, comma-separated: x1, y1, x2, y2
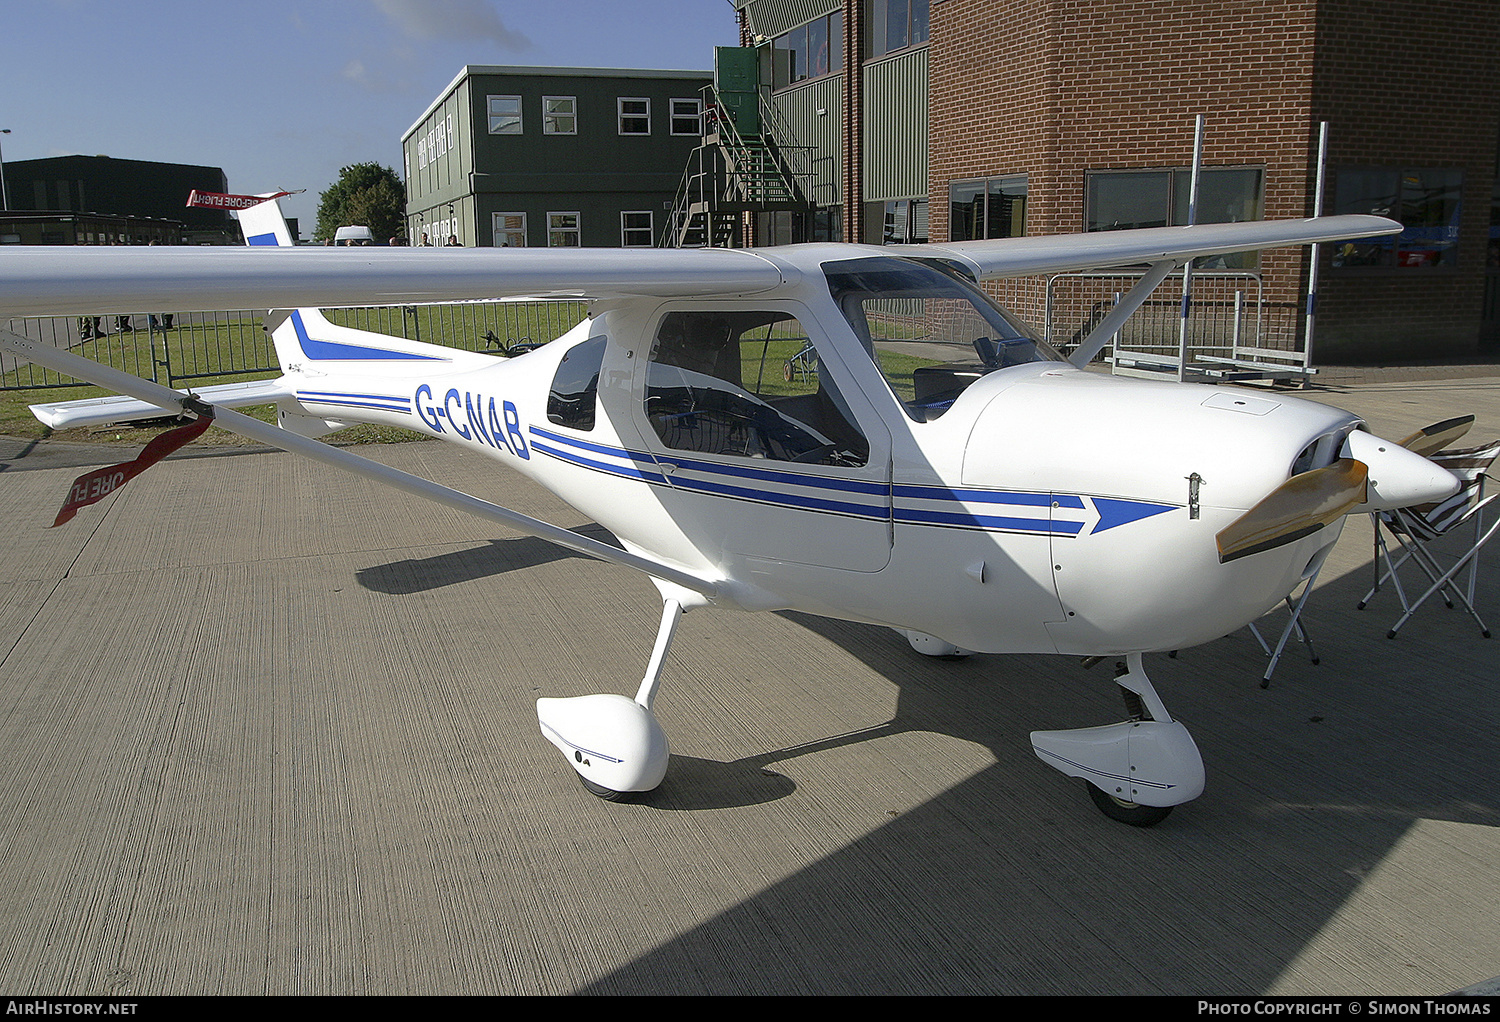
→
(663, 83, 816, 248)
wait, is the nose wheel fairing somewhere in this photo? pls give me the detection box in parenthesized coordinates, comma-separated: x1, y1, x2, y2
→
(1032, 718, 1205, 809)
(1031, 654, 1205, 821)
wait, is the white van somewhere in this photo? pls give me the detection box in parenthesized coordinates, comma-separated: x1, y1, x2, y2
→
(333, 226, 374, 245)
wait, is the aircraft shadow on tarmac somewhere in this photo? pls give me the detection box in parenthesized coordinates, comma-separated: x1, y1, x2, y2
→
(347, 515, 1497, 993)
(355, 524, 618, 594)
(582, 538, 1498, 995)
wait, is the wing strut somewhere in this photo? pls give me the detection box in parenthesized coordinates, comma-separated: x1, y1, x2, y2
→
(0, 331, 724, 602)
(1066, 260, 1182, 368)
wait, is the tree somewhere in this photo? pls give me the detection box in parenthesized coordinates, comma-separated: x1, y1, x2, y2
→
(315, 163, 405, 243)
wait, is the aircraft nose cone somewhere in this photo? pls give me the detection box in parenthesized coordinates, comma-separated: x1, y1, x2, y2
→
(1343, 430, 1460, 511)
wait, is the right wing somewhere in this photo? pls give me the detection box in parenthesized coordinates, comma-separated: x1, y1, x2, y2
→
(892, 215, 1401, 280)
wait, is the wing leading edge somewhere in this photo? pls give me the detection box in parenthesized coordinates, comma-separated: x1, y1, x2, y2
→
(0, 216, 1398, 317)
(0, 245, 788, 318)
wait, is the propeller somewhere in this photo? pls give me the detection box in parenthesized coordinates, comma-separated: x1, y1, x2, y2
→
(1397, 415, 1474, 457)
(1216, 459, 1369, 563)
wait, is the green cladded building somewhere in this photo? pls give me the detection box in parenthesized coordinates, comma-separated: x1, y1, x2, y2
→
(0, 154, 234, 245)
(402, 65, 711, 248)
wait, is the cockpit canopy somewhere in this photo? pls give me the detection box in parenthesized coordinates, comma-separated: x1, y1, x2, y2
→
(824, 256, 1064, 421)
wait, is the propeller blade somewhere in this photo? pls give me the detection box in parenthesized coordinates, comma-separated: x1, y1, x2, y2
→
(1397, 415, 1474, 458)
(1216, 459, 1369, 563)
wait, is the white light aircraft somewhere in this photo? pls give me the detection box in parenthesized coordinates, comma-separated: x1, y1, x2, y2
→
(0, 197, 1458, 826)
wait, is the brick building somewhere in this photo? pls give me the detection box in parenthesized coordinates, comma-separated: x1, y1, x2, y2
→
(736, 0, 1500, 362)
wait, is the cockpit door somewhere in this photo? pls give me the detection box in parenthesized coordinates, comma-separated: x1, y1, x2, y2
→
(632, 302, 892, 572)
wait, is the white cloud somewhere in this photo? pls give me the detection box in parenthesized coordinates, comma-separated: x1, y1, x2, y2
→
(369, 0, 531, 52)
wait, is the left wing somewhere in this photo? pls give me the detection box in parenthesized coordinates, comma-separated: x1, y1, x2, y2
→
(0, 244, 786, 317)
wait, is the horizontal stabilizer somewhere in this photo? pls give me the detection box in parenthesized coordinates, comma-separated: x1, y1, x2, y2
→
(28, 377, 293, 429)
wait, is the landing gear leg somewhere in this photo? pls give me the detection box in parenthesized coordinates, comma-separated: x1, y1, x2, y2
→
(1030, 653, 1204, 826)
(537, 596, 684, 800)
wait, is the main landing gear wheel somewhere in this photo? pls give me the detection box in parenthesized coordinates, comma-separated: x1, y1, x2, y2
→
(1086, 782, 1173, 827)
(580, 774, 634, 803)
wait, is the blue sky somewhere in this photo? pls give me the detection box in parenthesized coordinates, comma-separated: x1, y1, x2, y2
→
(1, 0, 740, 227)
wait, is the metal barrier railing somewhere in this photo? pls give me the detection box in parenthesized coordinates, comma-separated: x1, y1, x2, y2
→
(1045, 271, 1307, 375)
(1, 301, 590, 393)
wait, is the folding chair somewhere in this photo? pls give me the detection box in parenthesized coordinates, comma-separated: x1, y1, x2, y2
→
(1247, 544, 1328, 688)
(1357, 439, 1500, 640)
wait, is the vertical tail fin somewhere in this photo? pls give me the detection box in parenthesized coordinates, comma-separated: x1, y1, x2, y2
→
(234, 194, 297, 248)
(231, 195, 341, 368)
(232, 194, 493, 375)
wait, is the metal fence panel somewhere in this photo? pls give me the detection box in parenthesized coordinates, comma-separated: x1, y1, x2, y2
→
(1043, 272, 1304, 368)
(2, 301, 589, 392)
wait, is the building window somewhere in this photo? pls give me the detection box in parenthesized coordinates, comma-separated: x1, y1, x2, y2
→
(866, 0, 928, 59)
(493, 212, 526, 247)
(543, 96, 577, 135)
(883, 198, 927, 244)
(1087, 167, 1263, 267)
(1491, 143, 1500, 269)
(1331, 167, 1463, 269)
(670, 98, 702, 136)
(759, 208, 842, 245)
(548, 212, 580, 247)
(1087, 167, 1262, 231)
(488, 95, 522, 134)
(949, 175, 1027, 241)
(618, 98, 650, 135)
(621, 211, 654, 247)
(771, 11, 844, 89)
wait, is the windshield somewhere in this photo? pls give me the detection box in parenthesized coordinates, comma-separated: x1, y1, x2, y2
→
(824, 256, 1063, 421)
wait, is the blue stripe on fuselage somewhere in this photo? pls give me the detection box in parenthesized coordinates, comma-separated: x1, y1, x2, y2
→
(526, 428, 1179, 538)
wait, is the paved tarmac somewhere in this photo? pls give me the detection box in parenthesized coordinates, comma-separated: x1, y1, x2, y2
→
(0, 371, 1496, 996)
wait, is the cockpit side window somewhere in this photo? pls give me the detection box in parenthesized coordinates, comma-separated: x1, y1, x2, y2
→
(824, 257, 1064, 421)
(547, 334, 607, 430)
(645, 310, 869, 467)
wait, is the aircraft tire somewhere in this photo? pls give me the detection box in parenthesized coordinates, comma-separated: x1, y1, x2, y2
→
(1086, 782, 1173, 827)
(580, 774, 634, 803)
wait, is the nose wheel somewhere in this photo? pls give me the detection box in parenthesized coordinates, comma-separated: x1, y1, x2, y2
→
(1086, 781, 1174, 827)
(1031, 653, 1204, 826)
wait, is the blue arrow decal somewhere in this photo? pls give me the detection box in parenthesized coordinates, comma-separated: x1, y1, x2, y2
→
(1091, 497, 1178, 533)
